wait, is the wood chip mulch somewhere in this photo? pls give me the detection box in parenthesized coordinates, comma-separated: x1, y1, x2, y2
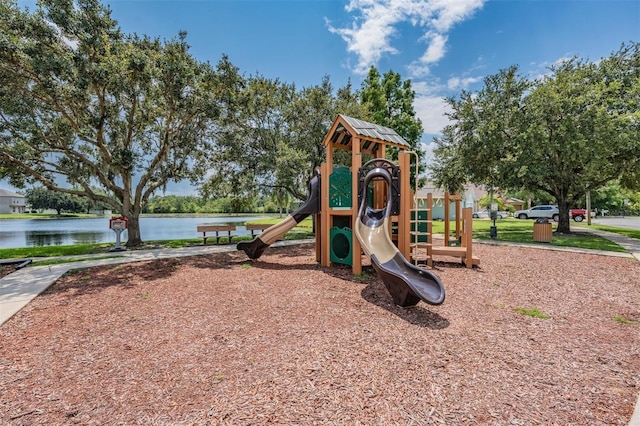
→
(0, 264, 16, 279)
(0, 243, 638, 425)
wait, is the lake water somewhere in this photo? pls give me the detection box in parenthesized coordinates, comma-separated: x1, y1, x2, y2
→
(0, 215, 271, 249)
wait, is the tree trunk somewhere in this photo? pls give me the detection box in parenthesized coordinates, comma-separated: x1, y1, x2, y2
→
(126, 216, 143, 247)
(556, 200, 572, 234)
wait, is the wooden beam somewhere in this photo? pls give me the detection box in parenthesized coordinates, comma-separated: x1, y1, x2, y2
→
(398, 151, 411, 260)
(320, 161, 331, 267)
(351, 139, 362, 276)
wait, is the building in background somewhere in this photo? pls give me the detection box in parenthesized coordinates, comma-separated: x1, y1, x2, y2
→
(0, 189, 27, 214)
(416, 182, 487, 220)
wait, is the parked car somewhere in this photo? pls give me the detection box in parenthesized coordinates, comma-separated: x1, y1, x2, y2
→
(472, 209, 509, 219)
(513, 205, 560, 222)
(569, 208, 595, 222)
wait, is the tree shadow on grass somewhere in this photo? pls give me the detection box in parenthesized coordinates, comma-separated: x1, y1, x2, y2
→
(45, 252, 241, 297)
(45, 244, 320, 299)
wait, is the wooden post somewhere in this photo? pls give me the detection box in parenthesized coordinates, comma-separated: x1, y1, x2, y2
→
(320, 161, 331, 267)
(462, 208, 473, 269)
(444, 192, 450, 247)
(315, 211, 321, 263)
(455, 196, 462, 240)
(427, 193, 433, 267)
(351, 141, 362, 275)
(398, 151, 411, 260)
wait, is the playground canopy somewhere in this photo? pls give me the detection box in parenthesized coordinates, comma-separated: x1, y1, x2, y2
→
(324, 114, 410, 154)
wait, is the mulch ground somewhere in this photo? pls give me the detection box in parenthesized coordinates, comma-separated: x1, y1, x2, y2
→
(0, 243, 639, 425)
(0, 264, 15, 279)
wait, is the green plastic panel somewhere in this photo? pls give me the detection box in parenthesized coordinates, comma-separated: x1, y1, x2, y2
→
(330, 227, 353, 266)
(329, 166, 352, 208)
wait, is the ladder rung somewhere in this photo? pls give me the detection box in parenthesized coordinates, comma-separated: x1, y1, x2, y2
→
(410, 243, 432, 248)
(411, 254, 431, 261)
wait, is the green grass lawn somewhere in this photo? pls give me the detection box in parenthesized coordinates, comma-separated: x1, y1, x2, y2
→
(474, 229, 627, 252)
(0, 213, 96, 219)
(247, 216, 313, 230)
(585, 224, 640, 239)
(432, 217, 535, 234)
(438, 218, 631, 252)
(0, 216, 634, 261)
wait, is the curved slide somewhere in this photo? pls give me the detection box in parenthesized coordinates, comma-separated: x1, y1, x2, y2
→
(237, 173, 320, 260)
(354, 166, 445, 307)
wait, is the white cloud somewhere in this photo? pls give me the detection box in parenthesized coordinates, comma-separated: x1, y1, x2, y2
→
(529, 55, 576, 81)
(447, 75, 482, 90)
(329, 0, 485, 74)
(414, 93, 452, 135)
(421, 32, 448, 63)
(420, 140, 436, 170)
(406, 62, 432, 78)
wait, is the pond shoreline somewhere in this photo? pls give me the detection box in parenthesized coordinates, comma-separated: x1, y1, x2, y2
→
(0, 214, 276, 249)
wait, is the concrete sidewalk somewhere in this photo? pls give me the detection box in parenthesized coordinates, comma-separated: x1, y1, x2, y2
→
(1, 234, 639, 425)
(572, 226, 640, 261)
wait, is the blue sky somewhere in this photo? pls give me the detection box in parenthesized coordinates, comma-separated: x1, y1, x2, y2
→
(5, 0, 640, 195)
(104, 0, 639, 137)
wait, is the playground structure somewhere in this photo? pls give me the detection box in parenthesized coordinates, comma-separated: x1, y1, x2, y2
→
(237, 115, 479, 305)
(411, 192, 479, 269)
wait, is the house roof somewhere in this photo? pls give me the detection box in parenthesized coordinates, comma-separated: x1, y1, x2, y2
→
(506, 197, 524, 203)
(416, 182, 487, 200)
(0, 189, 25, 198)
(323, 114, 409, 154)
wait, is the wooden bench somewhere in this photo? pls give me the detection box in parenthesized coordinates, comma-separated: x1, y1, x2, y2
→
(431, 246, 480, 267)
(245, 223, 270, 237)
(197, 225, 236, 245)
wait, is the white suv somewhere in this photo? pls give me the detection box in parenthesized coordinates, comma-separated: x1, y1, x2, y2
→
(513, 205, 560, 222)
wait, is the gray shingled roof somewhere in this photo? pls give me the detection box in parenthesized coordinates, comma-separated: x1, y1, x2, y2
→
(339, 114, 409, 148)
(0, 189, 24, 198)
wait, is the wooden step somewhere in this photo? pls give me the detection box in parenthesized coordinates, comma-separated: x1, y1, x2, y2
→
(431, 247, 480, 266)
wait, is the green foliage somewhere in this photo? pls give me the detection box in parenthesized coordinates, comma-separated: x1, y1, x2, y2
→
(432, 66, 531, 195)
(431, 43, 640, 234)
(507, 189, 556, 208)
(513, 307, 551, 319)
(25, 187, 85, 214)
(477, 194, 506, 210)
(202, 72, 365, 208)
(360, 67, 425, 187)
(0, 1, 222, 245)
(613, 316, 639, 325)
(589, 180, 640, 214)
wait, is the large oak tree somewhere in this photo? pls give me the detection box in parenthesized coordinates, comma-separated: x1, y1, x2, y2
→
(0, 0, 221, 245)
(432, 43, 640, 233)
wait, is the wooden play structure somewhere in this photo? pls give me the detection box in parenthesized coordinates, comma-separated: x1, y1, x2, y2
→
(410, 193, 479, 269)
(316, 115, 479, 273)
